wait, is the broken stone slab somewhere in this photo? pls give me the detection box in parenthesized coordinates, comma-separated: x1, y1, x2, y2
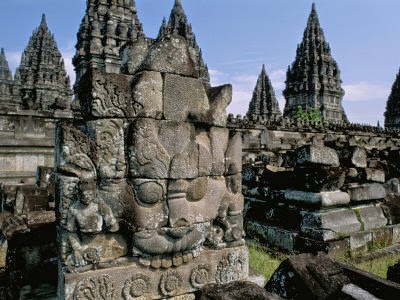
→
(163, 73, 209, 123)
(294, 166, 345, 192)
(355, 205, 388, 231)
(338, 146, 367, 168)
(200, 281, 282, 300)
(61, 246, 248, 300)
(349, 231, 373, 253)
(296, 145, 339, 167)
(341, 283, 381, 300)
(279, 190, 350, 208)
(345, 183, 387, 202)
(225, 131, 242, 175)
(300, 209, 361, 241)
(206, 84, 232, 127)
(209, 127, 229, 176)
(384, 178, 400, 194)
(265, 252, 350, 299)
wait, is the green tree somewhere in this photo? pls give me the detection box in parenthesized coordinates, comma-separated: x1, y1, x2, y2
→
(293, 106, 322, 122)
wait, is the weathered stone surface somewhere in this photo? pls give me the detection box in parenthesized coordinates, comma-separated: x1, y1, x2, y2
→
(122, 37, 152, 75)
(341, 283, 381, 300)
(280, 190, 350, 207)
(200, 281, 282, 300)
(131, 71, 163, 119)
(339, 146, 367, 168)
(384, 178, 400, 194)
(87, 119, 126, 179)
(196, 132, 213, 177)
(361, 168, 386, 183)
(209, 127, 229, 175)
(163, 73, 209, 122)
(266, 253, 350, 299)
(349, 231, 372, 253)
(61, 246, 248, 300)
(345, 183, 387, 201)
(300, 209, 361, 241)
(267, 226, 298, 252)
(356, 206, 388, 230)
(141, 35, 197, 78)
(296, 145, 339, 167)
(207, 84, 232, 126)
(225, 131, 242, 175)
(294, 166, 345, 192)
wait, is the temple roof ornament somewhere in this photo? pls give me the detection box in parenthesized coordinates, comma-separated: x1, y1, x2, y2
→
(246, 64, 281, 122)
(283, 3, 347, 123)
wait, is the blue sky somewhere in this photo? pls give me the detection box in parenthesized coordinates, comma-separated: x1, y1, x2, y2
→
(1, 0, 400, 125)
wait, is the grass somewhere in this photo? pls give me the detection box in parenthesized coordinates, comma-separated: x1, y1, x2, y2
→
(247, 241, 400, 281)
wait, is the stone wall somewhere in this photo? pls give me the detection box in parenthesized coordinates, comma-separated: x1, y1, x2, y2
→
(0, 111, 73, 183)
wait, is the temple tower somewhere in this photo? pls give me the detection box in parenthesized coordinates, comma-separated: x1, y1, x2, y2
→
(283, 3, 346, 123)
(246, 64, 281, 122)
(0, 48, 18, 110)
(384, 68, 400, 129)
(73, 0, 143, 88)
(159, 0, 210, 87)
(16, 14, 72, 110)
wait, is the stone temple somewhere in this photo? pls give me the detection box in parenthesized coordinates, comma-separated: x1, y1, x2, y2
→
(283, 3, 347, 123)
(56, 0, 247, 299)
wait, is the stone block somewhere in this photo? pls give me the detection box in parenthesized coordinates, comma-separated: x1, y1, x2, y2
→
(61, 246, 248, 300)
(196, 132, 213, 177)
(225, 131, 242, 175)
(163, 73, 209, 123)
(384, 178, 400, 194)
(345, 183, 387, 202)
(131, 71, 163, 119)
(206, 84, 232, 126)
(267, 226, 298, 252)
(141, 35, 197, 78)
(356, 206, 388, 230)
(326, 239, 350, 258)
(281, 190, 350, 208)
(300, 209, 361, 241)
(349, 231, 373, 252)
(87, 119, 126, 179)
(338, 146, 367, 168)
(209, 127, 229, 176)
(361, 168, 385, 183)
(296, 145, 339, 167)
(391, 224, 400, 243)
(372, 227, 393, 249)
(294, 166, 345, 192)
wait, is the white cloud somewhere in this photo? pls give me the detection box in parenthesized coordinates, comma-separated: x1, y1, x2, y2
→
(343, 82, 390, 102)
(60, 50, 75, 85)
(270, 69, 286, 90)
(6, 51, 21, 73)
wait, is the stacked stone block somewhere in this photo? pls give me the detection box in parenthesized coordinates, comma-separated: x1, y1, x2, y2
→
(245, 143, 400, 257)
(56, 18, 247, 299)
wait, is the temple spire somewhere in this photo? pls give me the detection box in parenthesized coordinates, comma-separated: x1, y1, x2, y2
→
(246, 64, 281, 122)
(384, 68, 400, 128)
(16, 14, 72, 110)
(0, 48, 13, 81)
(161, 0, 210, 86)
(283, 3, 346, 123)
(73, 0, 144, 88)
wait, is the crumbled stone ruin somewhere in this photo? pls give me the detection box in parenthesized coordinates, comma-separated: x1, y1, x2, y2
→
(243, 124, 400, 258)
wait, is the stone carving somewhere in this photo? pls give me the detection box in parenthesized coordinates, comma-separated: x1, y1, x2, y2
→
(122, 274, 151, 300)
(215, 250, 247, 284)
(190, 264, 212, 288)
(159, 270, 183, 297)
(73, 275, 117, 300)
(66, 179, 119, 268)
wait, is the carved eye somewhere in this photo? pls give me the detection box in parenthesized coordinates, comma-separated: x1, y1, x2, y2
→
(186, 177, 208, 202)
(136, 181, 165, 205)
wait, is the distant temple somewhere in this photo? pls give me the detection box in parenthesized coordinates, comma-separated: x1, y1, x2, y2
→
(283, 3, 347, 123)
(0, 14, 72, 183)
(384, 68, 400, 129)
(246, 64, 281, 122)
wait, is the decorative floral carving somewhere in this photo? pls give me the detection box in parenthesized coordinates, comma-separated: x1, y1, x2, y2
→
(190, 264, 212, 288)
(159, 270, 183, 297)
(215, 251, 247, 284)
(73, 275, 117, 300)
(122, 274, 151, 300)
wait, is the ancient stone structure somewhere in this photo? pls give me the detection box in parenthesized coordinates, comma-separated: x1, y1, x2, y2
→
(385, 68, 400, 129)
(0, 15, 73, 184)
(56, 1, 247, 299)
(241, 118, 400, 257)
(283, 3, 347, 123)
(246, 65, 281, 123)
